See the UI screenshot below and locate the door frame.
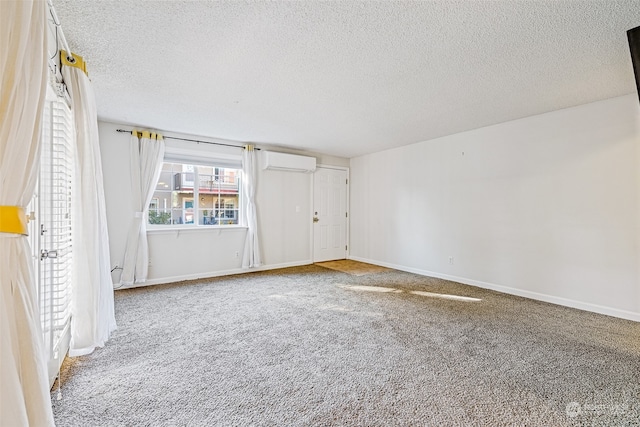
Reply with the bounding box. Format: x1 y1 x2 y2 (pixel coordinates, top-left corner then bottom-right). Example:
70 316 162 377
311 164 350 262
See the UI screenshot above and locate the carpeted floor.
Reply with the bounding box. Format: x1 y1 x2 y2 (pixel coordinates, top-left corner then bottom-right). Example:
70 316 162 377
52 264 640 426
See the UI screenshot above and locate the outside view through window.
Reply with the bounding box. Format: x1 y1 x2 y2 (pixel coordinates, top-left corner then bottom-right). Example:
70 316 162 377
150 162 240 226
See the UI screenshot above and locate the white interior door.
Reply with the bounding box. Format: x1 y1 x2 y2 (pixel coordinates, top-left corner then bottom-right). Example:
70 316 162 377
313 167 347 262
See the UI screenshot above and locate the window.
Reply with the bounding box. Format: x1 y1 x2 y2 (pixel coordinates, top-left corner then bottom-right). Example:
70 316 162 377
28 86 74 386
150 162 241 226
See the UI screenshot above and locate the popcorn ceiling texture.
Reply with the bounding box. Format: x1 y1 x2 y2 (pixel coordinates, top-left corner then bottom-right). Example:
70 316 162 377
54 1 640 158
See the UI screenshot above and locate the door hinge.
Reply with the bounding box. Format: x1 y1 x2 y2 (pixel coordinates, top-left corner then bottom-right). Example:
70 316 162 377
345 212 348 218
345 245 348 251
346 179 348 185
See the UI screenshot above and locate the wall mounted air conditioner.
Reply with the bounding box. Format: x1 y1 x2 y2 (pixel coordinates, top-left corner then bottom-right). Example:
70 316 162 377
262 151 317 173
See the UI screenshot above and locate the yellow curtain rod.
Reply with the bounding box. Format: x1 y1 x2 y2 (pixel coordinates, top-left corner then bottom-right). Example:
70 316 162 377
116 129 259 150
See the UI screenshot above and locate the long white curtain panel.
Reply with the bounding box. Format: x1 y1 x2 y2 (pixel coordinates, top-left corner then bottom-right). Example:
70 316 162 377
121 132 165 286
242 145 262 268
0 1 55 425
62 53 117 356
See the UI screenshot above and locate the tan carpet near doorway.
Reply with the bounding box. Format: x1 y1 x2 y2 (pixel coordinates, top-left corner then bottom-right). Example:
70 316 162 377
316 259 391 276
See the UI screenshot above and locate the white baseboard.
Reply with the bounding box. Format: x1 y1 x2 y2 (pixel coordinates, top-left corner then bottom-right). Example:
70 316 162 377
115 259 313 290
348 255 640 323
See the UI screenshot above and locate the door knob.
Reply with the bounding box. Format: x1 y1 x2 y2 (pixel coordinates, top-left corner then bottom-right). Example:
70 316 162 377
313 217 319 223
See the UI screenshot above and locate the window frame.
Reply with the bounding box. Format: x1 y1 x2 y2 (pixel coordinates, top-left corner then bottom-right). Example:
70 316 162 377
147 151 245 231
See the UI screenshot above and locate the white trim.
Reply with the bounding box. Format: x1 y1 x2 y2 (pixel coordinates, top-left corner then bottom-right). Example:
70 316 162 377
147 225 247 234
348 255 640 323
115 260 313 289
315 163 349 171
309 172 314 262
345 168 350 258
48 322 70 387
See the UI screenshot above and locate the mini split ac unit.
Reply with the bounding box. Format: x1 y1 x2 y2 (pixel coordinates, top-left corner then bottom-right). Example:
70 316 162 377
262 151 317 173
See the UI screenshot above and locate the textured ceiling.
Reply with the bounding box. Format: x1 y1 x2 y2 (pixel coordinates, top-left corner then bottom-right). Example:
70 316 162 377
54 0 640 158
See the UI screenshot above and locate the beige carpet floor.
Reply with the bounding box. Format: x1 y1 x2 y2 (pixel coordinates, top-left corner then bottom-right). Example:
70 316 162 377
52 264 640 426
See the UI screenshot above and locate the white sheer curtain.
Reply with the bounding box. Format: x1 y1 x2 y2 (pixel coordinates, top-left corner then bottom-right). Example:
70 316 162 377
121 132 165 286
62 53 117 356
242 145 262 268
0 1 55 425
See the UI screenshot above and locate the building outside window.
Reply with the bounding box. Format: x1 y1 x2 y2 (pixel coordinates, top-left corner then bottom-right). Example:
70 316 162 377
150 162 240 226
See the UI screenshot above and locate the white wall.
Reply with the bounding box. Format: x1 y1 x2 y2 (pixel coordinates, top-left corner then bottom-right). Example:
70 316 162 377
350 94 640 321
98 121 348 286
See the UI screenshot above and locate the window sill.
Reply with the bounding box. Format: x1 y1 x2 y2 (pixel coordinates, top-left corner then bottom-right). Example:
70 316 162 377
147 225 247 235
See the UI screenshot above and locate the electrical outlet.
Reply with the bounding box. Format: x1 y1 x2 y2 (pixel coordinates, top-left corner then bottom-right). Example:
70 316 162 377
449 256 454 265
235 251 239 258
